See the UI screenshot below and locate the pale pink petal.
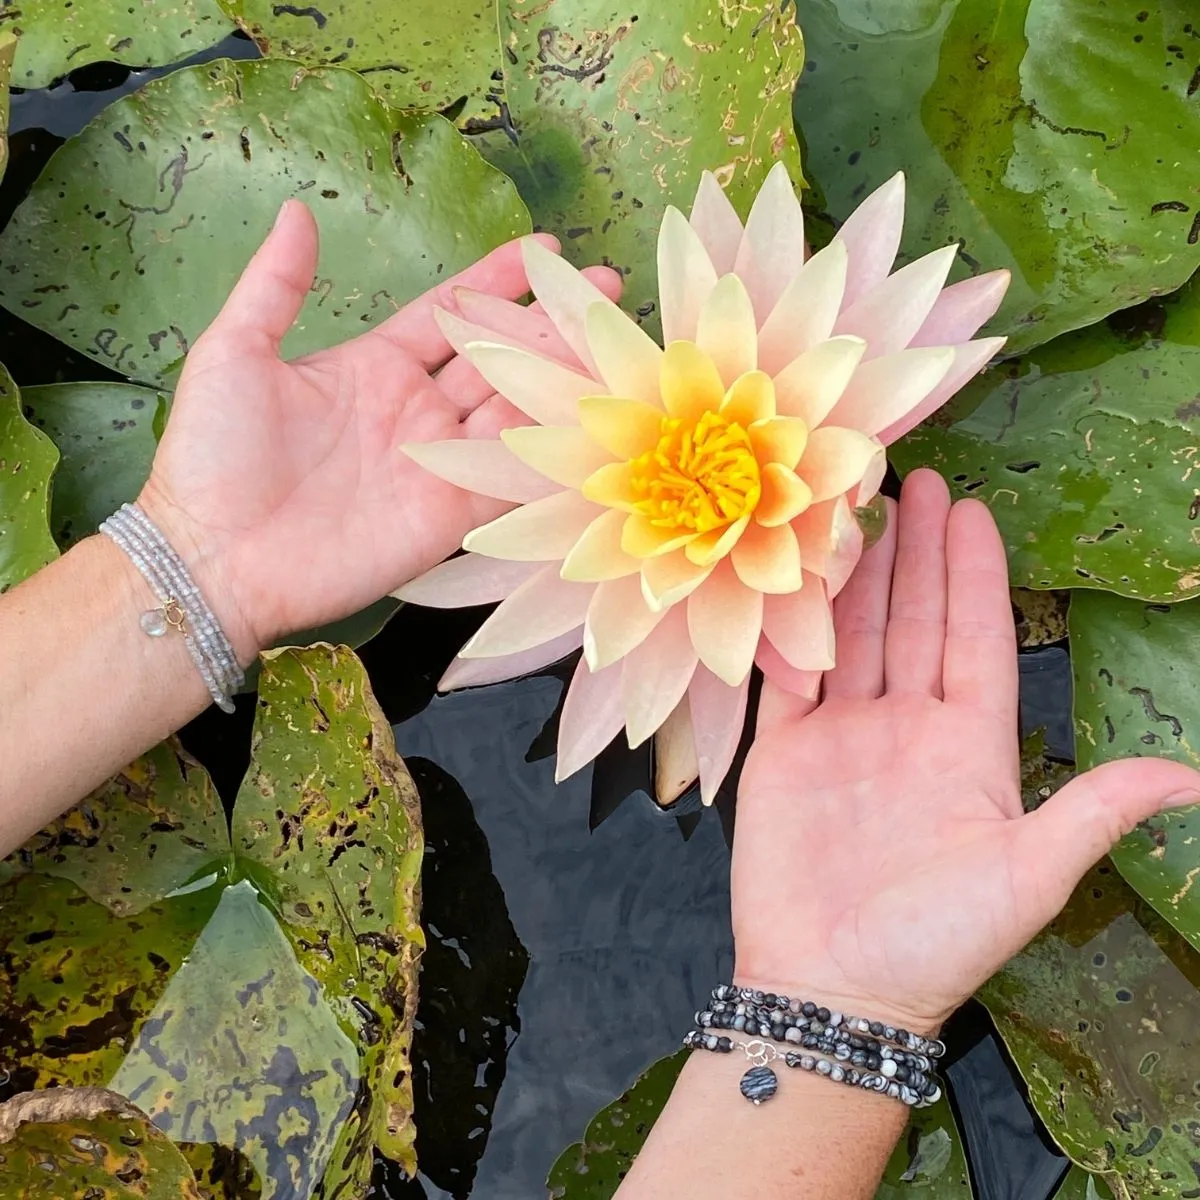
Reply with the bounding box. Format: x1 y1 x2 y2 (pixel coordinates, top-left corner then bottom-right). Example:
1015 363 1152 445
585 301 664 407
460 567 594 658
876 337 1006 445
440 626 583 691
393 554 542 606
732 161 806 322
555 657 626 782
826 346 955 438
757 240 849 374
463 491 601 561
401 439 560 503
464 342 599 426
688 665 751 805
773 336 866 428
762 574 835 670
833 172 905 310
834 245 958 359
687 560 762 686
800 427 884 504
910 270 1011 348
689 171 744 275
696 273 758 386
658 205 720 344
654 698 698 807
434 307 527 364
585 574 665 670
501 425 614 488
450 290 581 367
522 238 612 376
856 450 888 508
755 637 822 699
641 551 713 611
793 497 863 595
561 509 640 582
622 606 699 747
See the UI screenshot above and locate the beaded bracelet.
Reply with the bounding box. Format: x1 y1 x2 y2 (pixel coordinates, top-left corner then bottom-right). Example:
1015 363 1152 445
100 503 244 713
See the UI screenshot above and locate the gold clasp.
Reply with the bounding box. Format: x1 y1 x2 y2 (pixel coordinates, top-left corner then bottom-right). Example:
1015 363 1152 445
162 598 187 632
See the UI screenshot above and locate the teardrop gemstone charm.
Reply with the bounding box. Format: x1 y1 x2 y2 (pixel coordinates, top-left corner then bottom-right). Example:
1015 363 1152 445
140 608 169 637
739 1064 778 1104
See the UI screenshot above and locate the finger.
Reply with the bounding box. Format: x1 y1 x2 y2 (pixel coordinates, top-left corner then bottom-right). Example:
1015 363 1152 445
461 393 527 440
1016 758 1200 908
942 498 1017 726
207 200 318 351
822 498 898 700
885 469 951 697
755 678 819 738
366 233 561 370
438 265 625 415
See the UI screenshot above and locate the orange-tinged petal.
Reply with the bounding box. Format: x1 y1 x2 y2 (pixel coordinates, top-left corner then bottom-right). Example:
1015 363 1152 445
660 340 726 421
578 395 664 458
762 574 835 671
654 698 698 807
696 273 758 386
733 161 806 322
731 522 802 594
755 637 822 699
464 342 597 426
401 439 560 503
441 627 583 691
585 574 665 670
689 665 751 805
622 606 698 747
556 656 626 782
522 237 611 375
757 239 849 375
463 491 601 561
757 463 813 527
689 171 744 275
827 346 955 438
561 509 640 582
799 427 884 505
501 425 614 488
622 514 697 559
687 560 762 686
640 551 713 611
773 336 866 428
586 301 664 407
460 566 594 659
684 514 750 567
749 415 808 471
659 205 719 345
394 554 542 606
720 370 775 427
582 461 638 512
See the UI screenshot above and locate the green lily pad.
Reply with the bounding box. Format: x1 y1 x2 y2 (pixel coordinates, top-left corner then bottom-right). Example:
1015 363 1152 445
0 362 59 592
480 0 805 336
219 0 502 121
794 0 1200 354
0 1087 206 1198
0 30 15 180
978 861 1200 1195
0 58 529 388
0 0 234 90
21 382 167 550
1052 1167 1117 1200
1070 591 1200 956
891 279 1200 602
874 1095 972 1198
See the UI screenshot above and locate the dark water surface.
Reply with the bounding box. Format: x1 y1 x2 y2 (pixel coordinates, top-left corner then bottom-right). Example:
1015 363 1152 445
3 35 1074 1199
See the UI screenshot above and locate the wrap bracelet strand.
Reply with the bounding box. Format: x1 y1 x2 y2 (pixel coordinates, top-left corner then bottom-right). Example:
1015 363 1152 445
99 503 244 713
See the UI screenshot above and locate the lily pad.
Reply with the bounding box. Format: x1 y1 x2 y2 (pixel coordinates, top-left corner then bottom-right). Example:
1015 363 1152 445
1070 591 1200 956
0 58 530 388
875 1095 972 1198
0 361 58 592
219 0 502 121
0 0 234 90
22 382 167 550
480 0 805 335
890 279 1200 602
794 0 1200 353
0 30 15 179
1052 1167 1117 1200
0 1087 205 1198
978 861 1200 1196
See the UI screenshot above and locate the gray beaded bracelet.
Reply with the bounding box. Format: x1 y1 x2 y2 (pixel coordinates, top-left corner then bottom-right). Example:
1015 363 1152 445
100 503 245 713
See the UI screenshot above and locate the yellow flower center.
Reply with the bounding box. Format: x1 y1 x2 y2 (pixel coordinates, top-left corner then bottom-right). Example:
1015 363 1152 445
628 410 762 534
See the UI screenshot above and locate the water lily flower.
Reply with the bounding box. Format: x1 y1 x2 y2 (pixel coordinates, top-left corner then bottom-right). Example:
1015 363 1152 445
397 164 1009 805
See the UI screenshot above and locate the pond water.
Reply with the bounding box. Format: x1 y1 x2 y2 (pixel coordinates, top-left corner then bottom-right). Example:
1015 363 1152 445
3 33 1079 1199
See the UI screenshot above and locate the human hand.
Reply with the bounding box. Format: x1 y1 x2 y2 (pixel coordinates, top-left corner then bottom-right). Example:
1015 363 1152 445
138 201 620 660
733 469 1200 1033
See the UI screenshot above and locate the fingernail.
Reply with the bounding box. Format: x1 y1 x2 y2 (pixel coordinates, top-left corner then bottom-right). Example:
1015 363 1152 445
273 200 292 231
1165 790 1200 807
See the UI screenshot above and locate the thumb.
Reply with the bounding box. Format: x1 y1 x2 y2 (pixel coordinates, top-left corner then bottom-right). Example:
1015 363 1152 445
207 199 318 350
1019 756 1200 900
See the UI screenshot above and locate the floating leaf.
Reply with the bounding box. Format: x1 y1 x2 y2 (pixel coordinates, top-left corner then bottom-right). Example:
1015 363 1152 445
794 0 1200 353
874 1095 972 1198
22 382 167 549
1052 1167 1117 1200
0 59 529 387
0 362 58 592
0 1087 205 1198
978 861 1200 1196
891 280 1200 602
0 30 15 181
481 0 804 335
1070 591 1200 955
219 0 502 120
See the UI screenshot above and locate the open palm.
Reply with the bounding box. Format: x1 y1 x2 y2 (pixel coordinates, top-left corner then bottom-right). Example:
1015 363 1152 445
734 471 1200 1031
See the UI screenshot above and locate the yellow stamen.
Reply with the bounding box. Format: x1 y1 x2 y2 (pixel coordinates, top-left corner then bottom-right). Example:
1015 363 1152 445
629 410 762 534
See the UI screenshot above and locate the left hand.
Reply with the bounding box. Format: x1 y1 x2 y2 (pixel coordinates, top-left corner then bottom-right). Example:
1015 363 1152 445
139 201 620 660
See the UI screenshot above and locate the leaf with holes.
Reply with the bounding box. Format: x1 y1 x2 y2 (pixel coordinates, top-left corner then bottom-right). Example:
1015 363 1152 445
794 0 1200 354
891 278 1200 602
0 58 529 388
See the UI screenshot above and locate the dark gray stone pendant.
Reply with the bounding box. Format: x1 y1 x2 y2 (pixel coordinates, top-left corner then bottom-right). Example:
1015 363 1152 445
739 1064 778 1104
